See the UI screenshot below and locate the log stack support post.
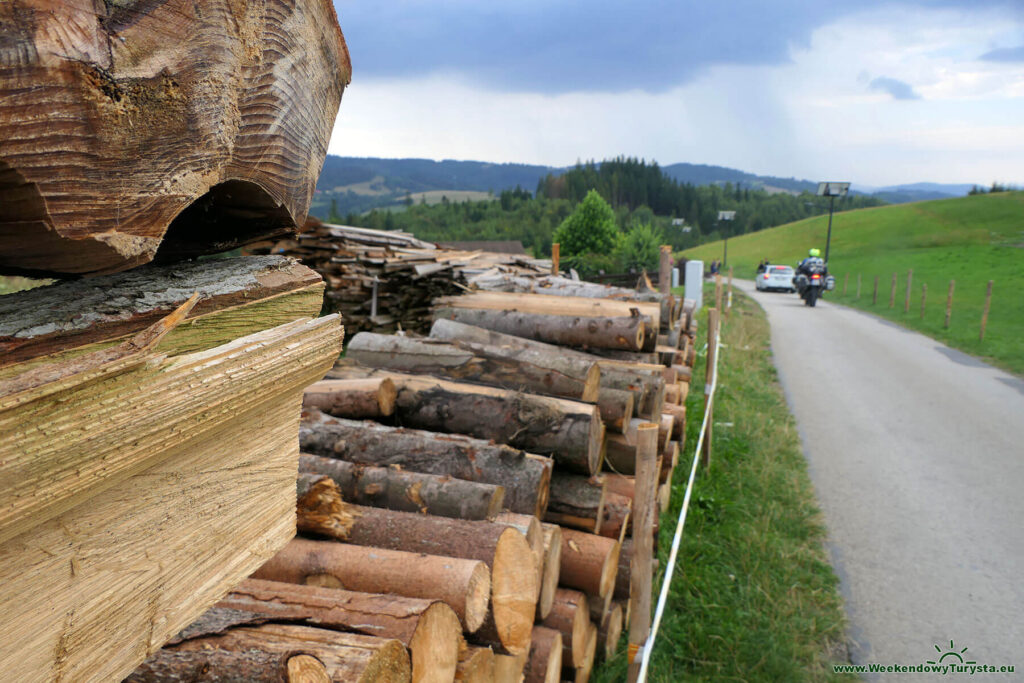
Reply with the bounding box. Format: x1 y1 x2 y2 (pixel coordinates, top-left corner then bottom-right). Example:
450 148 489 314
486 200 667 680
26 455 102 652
658 245 672 296
552 243 560 275
626 423 660 683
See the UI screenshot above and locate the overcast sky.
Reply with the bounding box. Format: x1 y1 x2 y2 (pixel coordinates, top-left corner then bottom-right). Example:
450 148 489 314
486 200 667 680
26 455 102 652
328 1 1023 187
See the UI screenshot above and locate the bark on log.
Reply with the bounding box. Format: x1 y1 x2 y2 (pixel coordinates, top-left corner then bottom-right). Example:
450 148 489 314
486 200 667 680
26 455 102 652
455 646 494 683
345 332 600 403
124 649 329 683
303 379 397 418
544 473 606 534
523 626 563 683
627 425 660 682
539 589 588 670
597 387 635 433
0 0 350 277
296 473 356 541
326 505 538 656
253 538 491 634
324 369 604 475
663 403 686 441
468 274 665 306
433 305 646 352
435 290 660 331
559 528 620 599
218 579 461 683
567 622 598 683
300 412 552 517
537 524 562 621
600 603 625 658
597 492 632 542
300 454 504 521
171 623 409 683
588 348 660 364
604 474 636 502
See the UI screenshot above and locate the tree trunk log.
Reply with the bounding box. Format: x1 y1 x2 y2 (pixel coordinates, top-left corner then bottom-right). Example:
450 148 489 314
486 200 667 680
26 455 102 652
435 290 661 331
325 369 604 475
300 454 504 520
170 623 409 683
588 348 660 364
597 387 635 433
303 378 397 418
494 511 543 599
125 649 327 683
296 473 357 541
663 403 686 440
559 528 620 599
492 652 528 683
455 646 494 683
567 622 598 683
468 273 665 305
253 538 491 634
539 589 588 670
328 506 538 656
300 412 552 516
537 523 562 621
598 492 632 542
0 0 350 277
544 473 606 534
433 305 646 352
345 332 600 403
218 579 461 683
664 383 681 405
523 626 563 683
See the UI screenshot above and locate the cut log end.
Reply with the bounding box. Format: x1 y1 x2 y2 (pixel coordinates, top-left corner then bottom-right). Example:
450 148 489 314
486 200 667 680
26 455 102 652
287 654 332 683
295 474 356 540
491 527 540 655
525 626 562 683
537 524 562 621
410 602 463 683
456 645 495 683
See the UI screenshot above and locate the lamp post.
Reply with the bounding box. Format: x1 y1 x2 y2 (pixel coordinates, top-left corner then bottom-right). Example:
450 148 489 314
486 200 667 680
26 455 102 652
816 182 850 263
718 210 736 268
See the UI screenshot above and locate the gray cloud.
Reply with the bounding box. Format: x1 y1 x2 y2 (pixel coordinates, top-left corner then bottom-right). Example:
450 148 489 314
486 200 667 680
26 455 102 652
979 46 1024 62
869 76 921 100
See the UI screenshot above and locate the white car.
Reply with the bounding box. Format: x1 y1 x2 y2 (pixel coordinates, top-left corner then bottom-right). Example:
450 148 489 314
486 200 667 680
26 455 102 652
756 265 795 292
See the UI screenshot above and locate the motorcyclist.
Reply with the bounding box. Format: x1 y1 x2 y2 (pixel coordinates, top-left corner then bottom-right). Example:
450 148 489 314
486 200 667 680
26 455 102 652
796 248 826 278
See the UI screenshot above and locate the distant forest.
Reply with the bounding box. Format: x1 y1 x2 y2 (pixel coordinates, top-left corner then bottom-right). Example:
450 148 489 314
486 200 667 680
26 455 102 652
335 158 885 258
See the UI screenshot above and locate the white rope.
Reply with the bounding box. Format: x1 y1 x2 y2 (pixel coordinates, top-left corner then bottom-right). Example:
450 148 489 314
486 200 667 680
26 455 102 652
636 313 723 682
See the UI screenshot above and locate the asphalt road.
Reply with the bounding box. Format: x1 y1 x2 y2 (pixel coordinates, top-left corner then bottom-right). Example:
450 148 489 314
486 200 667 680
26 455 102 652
735 280 1024 678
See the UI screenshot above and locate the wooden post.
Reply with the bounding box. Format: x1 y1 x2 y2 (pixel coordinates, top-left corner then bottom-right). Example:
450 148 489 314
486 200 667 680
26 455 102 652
889 272 897 308
904 269 913 313
625 423 659 683
701 308 719 470
843 273 849 296
920 283 927 320
980 280 993 341
727 267 734 312
659 245 672 295
873 275 879 305
714 275 723 312
857 274 862 299
551 243 560 276
945 280 955 329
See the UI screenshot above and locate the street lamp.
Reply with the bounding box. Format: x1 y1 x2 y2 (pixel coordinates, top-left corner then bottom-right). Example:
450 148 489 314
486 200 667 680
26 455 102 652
718 210 736 268
816 182 850 263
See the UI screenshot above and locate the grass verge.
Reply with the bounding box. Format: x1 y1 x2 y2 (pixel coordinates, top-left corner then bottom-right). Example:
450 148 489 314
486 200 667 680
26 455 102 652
591 290 847 682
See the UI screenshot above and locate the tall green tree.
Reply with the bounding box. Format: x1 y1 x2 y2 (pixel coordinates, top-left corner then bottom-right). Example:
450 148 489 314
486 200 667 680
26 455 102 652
553 189 620 257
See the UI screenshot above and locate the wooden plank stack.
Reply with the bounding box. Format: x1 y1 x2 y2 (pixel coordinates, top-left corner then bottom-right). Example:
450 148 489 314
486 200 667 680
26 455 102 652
252 221 552 335
0 257 344 682
125 267 698 682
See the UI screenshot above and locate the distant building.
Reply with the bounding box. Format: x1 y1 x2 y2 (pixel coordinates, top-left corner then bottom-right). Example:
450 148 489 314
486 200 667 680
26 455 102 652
440 240 528 254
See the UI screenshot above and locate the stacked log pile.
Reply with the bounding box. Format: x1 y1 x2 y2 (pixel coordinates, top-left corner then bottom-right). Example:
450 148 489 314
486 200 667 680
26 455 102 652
252 222 552 334
128 275 698 682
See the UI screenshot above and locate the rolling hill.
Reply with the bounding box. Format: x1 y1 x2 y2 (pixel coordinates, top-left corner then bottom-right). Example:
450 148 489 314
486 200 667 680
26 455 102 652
682 191 1024 375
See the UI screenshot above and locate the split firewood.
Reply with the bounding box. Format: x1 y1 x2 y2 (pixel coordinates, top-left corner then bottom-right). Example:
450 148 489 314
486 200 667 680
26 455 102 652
300 454 504 520
0 0 349 277
559 528 620 599
170 623 409 683
539 589 589 671
323 368 604 475
124 649 330 683
217 579 461 683
303 378 398 418
253 538 491 634
345 332 600 403
316 505 538 656
433 296 647 351
523 626 563 683
537 524 563 621
300 412 552 516
544 473 607 534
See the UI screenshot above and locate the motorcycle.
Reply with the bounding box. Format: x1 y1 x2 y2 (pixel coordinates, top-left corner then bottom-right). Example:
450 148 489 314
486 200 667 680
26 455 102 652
793 261 835 307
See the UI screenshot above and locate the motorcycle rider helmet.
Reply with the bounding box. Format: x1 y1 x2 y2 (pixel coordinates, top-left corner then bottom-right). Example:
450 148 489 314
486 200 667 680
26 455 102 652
808 248 821 257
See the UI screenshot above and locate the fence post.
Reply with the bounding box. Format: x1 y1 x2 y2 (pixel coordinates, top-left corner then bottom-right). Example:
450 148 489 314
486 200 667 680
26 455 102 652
980 280 993 341
702 308 719 470
843 273 849 296
873 275 879 305
714 274 723 312
727 267 734 313
551 243 560 275
903 269 913 313
857 273 862 299
944 280 955 329
920 283 927 319
889 272 897 308
658 245 672 295
626 423 660 683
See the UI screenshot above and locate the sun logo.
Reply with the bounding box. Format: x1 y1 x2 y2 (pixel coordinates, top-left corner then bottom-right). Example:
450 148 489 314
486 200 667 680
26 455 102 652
927 640 977 666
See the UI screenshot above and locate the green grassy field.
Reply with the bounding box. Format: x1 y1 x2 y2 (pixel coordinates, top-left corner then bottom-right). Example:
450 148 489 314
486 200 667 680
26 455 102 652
592 291 847 682
682 191 1024 375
